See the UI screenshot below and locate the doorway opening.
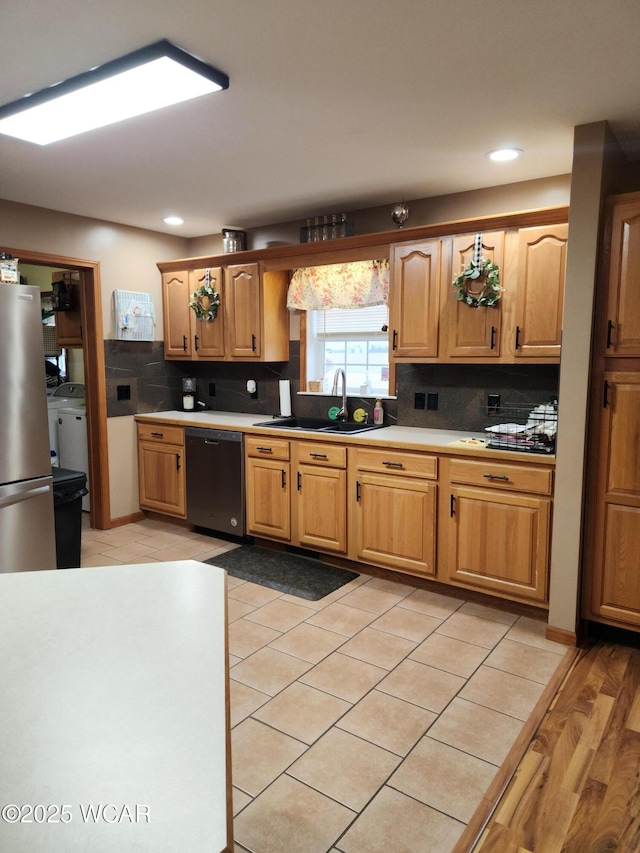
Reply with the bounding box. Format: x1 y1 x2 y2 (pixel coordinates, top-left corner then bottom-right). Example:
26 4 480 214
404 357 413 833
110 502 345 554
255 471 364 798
10 246 111 530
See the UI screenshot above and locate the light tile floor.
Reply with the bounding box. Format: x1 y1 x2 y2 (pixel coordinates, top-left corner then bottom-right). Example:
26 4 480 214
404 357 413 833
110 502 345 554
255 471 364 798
81 515 568 853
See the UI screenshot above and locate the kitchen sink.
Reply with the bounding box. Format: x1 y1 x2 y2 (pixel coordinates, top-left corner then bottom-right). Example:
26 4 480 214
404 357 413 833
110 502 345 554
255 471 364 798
252 416 386 435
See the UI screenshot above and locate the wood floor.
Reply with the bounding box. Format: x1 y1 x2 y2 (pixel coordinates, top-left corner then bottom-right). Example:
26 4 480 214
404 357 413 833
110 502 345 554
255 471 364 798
458 641 640 852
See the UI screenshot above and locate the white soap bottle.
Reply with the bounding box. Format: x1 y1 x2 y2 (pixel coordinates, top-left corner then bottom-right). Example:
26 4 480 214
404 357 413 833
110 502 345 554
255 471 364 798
373 399 384 425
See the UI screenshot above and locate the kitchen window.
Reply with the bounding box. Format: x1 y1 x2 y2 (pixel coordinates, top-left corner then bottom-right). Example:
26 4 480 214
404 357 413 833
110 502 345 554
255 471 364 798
305 304 390 395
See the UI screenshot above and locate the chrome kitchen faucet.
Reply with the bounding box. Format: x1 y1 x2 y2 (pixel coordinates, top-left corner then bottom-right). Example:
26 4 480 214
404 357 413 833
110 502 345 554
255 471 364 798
331 368 348 421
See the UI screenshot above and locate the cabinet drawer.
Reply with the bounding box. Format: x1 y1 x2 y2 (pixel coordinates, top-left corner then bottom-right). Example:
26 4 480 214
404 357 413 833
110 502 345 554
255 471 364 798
449 458 553 495
137 422 184 446
296 442 346 468
353 448 437 479
246 435 290 461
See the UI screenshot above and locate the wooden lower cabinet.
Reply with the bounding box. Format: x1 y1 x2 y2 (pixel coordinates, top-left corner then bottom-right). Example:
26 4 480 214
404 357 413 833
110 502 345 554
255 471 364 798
245 437 291 540
351 448 437 577
137 423 186 518
445 458 553 603
294 442 347 553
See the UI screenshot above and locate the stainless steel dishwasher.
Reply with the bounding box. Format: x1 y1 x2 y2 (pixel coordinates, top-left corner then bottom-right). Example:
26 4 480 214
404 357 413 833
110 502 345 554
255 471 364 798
185 427 245 536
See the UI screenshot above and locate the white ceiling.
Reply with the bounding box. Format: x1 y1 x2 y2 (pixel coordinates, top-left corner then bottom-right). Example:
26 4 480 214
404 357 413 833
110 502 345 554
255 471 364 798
2 0 640 238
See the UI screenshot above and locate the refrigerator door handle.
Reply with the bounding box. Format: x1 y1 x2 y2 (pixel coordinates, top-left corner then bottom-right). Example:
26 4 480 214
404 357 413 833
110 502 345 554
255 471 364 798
0 481 51 510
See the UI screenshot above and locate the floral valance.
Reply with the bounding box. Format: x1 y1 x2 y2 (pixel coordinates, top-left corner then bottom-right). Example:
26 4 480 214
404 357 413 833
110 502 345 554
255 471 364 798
286 260 389 310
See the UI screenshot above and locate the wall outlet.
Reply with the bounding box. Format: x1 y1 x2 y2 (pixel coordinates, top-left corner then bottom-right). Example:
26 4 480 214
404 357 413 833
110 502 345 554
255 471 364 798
414 391 426 409
427 392 439 410
208 382 216 397
488 394 500 412
116 384 131 401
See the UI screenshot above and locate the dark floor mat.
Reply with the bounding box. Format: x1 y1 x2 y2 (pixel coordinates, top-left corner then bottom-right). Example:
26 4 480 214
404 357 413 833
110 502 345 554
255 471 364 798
205 546 358 601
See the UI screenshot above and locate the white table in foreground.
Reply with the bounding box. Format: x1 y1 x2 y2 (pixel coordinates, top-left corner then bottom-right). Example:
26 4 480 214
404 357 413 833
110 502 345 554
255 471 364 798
0 560 232 853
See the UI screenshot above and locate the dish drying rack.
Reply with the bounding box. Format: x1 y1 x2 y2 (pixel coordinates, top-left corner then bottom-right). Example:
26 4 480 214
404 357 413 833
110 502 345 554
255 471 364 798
484 402 558 454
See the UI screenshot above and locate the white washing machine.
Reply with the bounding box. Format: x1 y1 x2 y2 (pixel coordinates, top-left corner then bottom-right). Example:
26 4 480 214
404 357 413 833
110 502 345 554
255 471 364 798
47 383 85 467
57 406 90 511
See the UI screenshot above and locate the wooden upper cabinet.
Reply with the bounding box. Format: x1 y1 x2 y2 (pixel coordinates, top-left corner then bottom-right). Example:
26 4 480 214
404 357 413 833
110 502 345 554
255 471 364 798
605 198 640 356
190 267 225 358
162 270 192 358
390 239 442 359
225 263 262 358
446 231 505 358
513 224 568 359
53 271 83 347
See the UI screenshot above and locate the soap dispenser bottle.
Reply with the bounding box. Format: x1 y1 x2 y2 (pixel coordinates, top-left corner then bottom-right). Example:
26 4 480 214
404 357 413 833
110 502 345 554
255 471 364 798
373 398 384 425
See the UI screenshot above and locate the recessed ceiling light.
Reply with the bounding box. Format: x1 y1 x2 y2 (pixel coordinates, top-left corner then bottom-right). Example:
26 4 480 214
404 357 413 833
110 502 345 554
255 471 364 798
164 216 185 226
0 40 229 145
486 148 523 162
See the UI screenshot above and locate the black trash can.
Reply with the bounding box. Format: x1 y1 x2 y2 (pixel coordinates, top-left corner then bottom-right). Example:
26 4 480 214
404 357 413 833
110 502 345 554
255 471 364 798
52 467 88 569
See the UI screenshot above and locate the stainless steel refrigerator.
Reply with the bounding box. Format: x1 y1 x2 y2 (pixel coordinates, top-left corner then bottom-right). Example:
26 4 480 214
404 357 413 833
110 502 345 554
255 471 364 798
0 283 57 572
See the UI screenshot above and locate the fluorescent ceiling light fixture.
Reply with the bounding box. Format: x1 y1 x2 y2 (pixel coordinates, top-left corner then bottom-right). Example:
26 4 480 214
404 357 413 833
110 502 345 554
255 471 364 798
0 40 229 145
163 216 184 226
486 147 523 162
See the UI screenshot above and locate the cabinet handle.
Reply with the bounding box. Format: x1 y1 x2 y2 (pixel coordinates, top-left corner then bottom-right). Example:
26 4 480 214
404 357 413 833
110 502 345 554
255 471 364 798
281 469 287 488
603 380 610 408
194 334 199 352
182 335 187 351
483 473 509 481
150 432 164 438
383 461 404 468
490 326 496 350
606 320 614 349
356 481 361 502
392 329 398 351
515 326 521 350
251 334 257 352
256 446 273 453
176 454 181 471
310 453 328 459
297 471 302 491
450 494 455 516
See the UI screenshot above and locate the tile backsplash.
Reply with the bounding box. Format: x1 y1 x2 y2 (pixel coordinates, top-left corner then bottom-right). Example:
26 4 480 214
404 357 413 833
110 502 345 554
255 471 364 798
105 340 558 433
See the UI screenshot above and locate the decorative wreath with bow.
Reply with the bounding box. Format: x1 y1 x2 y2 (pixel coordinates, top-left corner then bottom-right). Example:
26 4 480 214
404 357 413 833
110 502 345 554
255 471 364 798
190 272 220 321
452 234 503 308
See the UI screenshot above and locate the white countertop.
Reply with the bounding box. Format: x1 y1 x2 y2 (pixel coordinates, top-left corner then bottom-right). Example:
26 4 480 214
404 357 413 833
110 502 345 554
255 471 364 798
0 561 231 853
135 410 555 463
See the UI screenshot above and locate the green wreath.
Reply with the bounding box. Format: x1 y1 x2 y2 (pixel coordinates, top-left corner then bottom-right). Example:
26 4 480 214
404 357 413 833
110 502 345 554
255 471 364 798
452 258 502 308
190 283 220 321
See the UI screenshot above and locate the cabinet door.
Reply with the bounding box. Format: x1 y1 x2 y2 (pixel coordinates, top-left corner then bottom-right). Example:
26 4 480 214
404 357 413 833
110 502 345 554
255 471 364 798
513 224 568 359
226 263 261 359
605 200 640 356
390 240 442 359
190 267 225 358
354 472 436 576
162 271 192 358
246 457 290 540
295 465 347 553
448 486 550 602
589 373 640 626
54 272 83 347
446 232 504 358
138 441 185 517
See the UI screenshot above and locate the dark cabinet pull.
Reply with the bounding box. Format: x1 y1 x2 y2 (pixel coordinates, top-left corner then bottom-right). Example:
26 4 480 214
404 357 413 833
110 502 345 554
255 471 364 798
490 326 496 350
606 320 614 349
392 329 398 351
150 432 164 438
310 453 328 459
356 481 361 502
297 472 302 491
176 454 181 471
194 334 199 351
603 380 610 408
256 446 273 453
281 469 286 488
182 335 187 351
515 326 521 350
450 494 455 517
483 473 509 481
383 460 404 468
251 334 257 352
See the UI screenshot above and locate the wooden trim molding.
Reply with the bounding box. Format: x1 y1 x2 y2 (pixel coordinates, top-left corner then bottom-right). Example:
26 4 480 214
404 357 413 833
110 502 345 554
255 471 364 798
545 625 579 646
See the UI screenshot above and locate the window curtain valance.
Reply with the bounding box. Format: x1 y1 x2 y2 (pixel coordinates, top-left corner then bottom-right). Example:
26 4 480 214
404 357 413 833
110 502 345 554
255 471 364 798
286 260 389 310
